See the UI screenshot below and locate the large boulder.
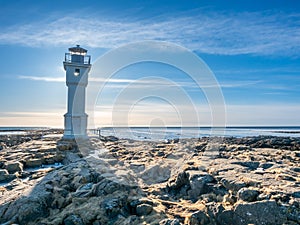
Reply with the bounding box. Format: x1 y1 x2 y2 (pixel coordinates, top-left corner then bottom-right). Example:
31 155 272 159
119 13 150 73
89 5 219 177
0 191 53 225
217 200 287 225
0 168 56 225
233 200 286 225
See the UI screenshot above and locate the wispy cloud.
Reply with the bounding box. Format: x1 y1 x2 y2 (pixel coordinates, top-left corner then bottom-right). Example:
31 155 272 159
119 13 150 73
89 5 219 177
0 10 300 56
18 74 261 89
18 75 64 82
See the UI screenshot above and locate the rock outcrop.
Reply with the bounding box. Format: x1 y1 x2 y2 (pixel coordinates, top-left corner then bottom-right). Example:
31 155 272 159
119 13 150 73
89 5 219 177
0 132 299 224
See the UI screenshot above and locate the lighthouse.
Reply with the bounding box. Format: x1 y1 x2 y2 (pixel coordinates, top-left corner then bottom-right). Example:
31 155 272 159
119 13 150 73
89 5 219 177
63 45 91 139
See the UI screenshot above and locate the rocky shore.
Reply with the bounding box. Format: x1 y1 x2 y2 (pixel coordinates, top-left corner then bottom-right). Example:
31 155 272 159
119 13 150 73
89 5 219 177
0 131 299 225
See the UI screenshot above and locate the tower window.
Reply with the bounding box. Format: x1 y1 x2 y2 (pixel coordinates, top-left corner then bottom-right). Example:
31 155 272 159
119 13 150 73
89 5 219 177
74 68 80 76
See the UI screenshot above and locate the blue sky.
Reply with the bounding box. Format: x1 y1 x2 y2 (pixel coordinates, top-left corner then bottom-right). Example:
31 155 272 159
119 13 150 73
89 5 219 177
0 0 300 127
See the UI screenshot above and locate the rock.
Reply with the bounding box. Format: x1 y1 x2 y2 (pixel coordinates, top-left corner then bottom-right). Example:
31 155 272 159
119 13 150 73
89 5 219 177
291 167 300 173
103 198 122 217
195 144 206 152
103 180 126 195
232 161 260 170
237 188 260 202
17 201 49 224
188 210 210 225
0 169 9 179
78 182 93 191
63 152 82 164
0 142 6 150
1 190 52 225
276 174 296 181
25 158 42 167
63 214 84 225
130 163 145 173
70 167 93 190
92 179 118 196
168 171 189 190
292 191 300 198
73 183 93 198
223 193 236 205
141 164 171 185
285 205 300 224
5 161 23 173
44 184 53 191
1 135 299 224
257 193 270 201
0 169 15 182
136 203 153 216
206 202 225 220
100 135 119 142
220 177 246 193
0 157 58 217
159 218 181 225
188 173 214 199
233 200 287 225
217 210 235 225
128 199 141 214
57 142 73 151
259 162 274 169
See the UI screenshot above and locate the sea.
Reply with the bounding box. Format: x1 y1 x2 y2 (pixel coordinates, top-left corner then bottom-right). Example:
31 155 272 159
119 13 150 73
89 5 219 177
97 126 300 141
1 126 300 141
0 127 48 136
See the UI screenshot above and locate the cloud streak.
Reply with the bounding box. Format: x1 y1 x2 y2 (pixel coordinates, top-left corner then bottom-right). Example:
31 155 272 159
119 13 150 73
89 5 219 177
18 75 261 89
1 10 300 56
18 75 65 82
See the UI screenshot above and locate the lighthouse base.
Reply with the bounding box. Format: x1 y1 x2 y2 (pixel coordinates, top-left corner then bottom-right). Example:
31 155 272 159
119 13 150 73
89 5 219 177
63 113 88 140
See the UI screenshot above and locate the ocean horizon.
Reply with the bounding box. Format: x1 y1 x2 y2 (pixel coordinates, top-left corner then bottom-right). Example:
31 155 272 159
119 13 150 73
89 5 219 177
98 126 300 140
1 126 300 140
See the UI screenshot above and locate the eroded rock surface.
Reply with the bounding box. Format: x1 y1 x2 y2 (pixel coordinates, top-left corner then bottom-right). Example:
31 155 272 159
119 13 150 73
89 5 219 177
0 133 299 225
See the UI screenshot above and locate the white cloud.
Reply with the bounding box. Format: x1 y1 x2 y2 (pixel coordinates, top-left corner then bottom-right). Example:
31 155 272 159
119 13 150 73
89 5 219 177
18 75 64 82
18 74 261 89
0 10 300 56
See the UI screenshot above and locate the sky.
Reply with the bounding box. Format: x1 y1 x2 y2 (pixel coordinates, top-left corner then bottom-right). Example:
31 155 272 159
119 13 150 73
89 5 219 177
0 0 300 127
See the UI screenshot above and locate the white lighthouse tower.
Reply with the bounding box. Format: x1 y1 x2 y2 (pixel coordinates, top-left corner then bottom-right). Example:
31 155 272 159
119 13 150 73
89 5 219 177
63 45 91 139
